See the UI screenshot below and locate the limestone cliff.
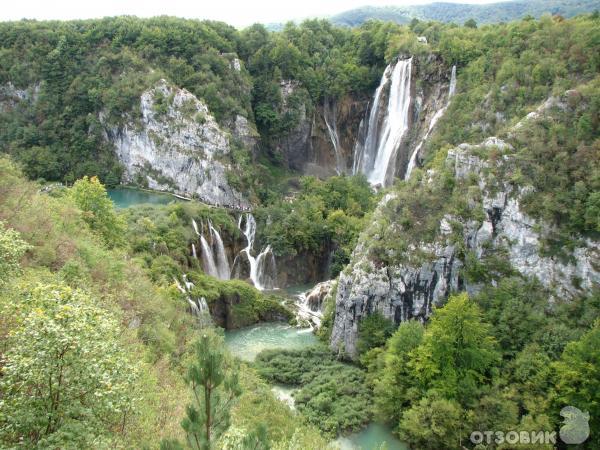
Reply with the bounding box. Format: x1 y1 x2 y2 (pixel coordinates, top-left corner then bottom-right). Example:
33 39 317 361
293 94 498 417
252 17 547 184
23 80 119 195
330 95 600 358
102 79 249 208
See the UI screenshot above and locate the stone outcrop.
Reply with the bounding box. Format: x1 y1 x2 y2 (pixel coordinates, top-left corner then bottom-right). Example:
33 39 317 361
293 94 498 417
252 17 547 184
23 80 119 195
102 79 248 208
331 117 599 358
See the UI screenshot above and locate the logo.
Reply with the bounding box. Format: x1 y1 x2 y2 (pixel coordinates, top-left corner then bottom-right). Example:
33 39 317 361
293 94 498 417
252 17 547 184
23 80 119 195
559 406 590 445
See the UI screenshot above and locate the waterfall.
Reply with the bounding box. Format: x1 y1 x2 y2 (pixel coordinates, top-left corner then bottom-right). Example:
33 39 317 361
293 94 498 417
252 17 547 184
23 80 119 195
295 292 323 330
175 275 212 327
192 218 200 236
354 58 413 187
209 221 230 280
448 65 457 98
324 99 344 174
200 235 219 278
238 213 277 290
191 243 197 259
405 65 457 180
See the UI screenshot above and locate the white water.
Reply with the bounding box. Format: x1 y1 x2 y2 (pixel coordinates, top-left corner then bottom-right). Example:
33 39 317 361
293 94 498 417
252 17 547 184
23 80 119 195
191 243 197 259
324 99 344 174
175 274 211 326
192 218 200 236
295 292 323 329
200 235 219 278
354 58 413 187
209 221 231 280
238 213 276 290
405 65 457 180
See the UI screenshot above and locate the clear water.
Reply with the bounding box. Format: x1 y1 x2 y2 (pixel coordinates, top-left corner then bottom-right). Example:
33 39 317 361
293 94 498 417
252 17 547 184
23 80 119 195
223 322 318 362
107 187 178 208
337 423 408 450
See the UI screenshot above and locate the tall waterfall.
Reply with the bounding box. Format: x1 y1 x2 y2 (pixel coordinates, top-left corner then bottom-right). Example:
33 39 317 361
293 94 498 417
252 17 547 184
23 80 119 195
324 99 344 174
405 65 457 180
238 213 277 290
354 58 413 187
209 222 230 280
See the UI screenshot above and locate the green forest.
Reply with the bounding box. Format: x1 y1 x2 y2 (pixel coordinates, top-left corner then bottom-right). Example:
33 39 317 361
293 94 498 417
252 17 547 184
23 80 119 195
0 8 599 450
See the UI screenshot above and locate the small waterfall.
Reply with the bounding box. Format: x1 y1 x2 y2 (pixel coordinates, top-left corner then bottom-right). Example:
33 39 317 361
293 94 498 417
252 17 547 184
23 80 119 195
238 213 277 290
448 65 457 98
324 99 344 174
405 65 457 180
209 221 231 280
295 292 323 330
192 218 231 280
200 235 219 278
354 58 413 187
175 274 212 327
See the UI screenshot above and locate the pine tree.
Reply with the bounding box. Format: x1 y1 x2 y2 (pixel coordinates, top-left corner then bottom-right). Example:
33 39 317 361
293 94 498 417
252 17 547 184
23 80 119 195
181 334 241 450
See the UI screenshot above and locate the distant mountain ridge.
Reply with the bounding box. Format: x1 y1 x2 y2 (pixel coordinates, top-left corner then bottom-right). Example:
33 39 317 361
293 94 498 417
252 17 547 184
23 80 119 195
330 0 599 26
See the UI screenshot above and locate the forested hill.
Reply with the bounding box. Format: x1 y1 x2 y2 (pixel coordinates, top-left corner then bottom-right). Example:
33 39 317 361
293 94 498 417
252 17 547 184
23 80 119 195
331 0 600 27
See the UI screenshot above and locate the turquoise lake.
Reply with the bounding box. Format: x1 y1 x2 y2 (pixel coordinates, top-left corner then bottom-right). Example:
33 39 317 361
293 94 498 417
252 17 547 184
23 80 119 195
108 187 180 208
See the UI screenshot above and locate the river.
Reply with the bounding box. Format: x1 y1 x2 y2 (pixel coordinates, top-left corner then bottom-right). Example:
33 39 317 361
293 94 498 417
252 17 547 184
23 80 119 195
224 308 407 450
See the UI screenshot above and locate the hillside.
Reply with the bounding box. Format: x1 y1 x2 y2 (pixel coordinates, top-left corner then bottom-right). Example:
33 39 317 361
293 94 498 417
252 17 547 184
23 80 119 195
331 0 600 27
1 11 599 450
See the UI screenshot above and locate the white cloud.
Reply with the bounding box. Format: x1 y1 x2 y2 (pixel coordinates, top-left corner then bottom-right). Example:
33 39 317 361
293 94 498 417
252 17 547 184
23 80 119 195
1 0 505 27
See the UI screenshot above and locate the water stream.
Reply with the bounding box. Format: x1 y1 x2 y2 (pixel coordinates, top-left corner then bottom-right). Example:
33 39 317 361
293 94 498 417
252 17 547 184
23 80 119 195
354 58 413 187
405 65 457 180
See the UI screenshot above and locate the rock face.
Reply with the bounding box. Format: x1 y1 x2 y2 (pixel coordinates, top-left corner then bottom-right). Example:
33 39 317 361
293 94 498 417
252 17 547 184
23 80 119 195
0 82 39 112
103 79 248 208
274 80 369 177
331 128 599 358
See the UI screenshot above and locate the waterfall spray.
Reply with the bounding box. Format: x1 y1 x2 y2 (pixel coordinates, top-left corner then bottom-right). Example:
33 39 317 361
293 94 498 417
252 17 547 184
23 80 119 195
354 58 413 187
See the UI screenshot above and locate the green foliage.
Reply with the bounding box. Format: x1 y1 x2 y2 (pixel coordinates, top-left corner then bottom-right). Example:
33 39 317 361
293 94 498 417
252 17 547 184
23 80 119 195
553 322 600 447
372 321 424 425
398 393 466 450
254 347 373 436
412 293 499 403
70 175 126 247
0 283 140 448
357 312 395 357
257 175 376 278
0 221 30 285
181 333 241 450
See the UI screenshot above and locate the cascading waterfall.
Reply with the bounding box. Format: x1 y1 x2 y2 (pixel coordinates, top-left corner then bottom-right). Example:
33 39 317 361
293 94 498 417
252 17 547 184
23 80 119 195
192 218 231 280
200 234 219 278
324 99 344 174
175 274 211 326
238 213 277 290
295 292 323 330
353 58 413 187
209 221 231 280
405 65 457 180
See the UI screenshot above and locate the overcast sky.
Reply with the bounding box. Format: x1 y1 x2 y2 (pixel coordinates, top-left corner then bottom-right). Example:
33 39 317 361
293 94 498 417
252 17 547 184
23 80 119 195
0 0 505 27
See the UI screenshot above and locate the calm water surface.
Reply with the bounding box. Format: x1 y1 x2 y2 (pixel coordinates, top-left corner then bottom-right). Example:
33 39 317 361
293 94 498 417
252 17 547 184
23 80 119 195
108 187 179 208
